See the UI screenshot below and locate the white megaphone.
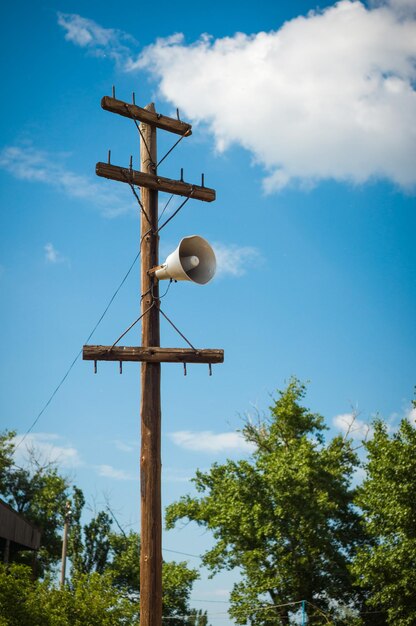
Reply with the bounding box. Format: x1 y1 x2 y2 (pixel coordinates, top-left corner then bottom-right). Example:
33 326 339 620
155 235 216 284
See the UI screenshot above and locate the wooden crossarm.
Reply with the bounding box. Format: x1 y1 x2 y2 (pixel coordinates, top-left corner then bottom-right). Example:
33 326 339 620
83 345 224 364
101 96 192 136
96 162 216 202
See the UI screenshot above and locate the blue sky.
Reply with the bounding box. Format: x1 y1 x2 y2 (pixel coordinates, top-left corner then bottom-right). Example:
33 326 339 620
1 0 416 622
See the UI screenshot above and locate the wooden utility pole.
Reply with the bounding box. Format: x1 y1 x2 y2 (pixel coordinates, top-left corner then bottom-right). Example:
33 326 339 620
83 92 224 626
139 104 162 626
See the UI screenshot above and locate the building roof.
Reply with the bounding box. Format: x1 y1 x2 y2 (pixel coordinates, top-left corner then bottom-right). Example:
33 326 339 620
0 499 41 550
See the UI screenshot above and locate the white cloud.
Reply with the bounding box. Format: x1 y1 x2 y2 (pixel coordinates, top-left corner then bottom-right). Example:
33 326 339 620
131 1 416 191
57 13 135 64
12 433 83 468
371 0 416 15
0 145 132 218
333 412 372 440
170 430 255 454
44 242 68 265
406 405 416 425
213 242 261 277
95 464 137 481
57 5 416 192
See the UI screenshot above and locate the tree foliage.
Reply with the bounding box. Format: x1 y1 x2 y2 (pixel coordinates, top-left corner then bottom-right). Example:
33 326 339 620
166 379 363 625
2 382 415 625
186 609 210 625
0 563 137 626
0 434 70 574
353 417 416 626
0 430 15 493
68 503 200 623
0 431 203 625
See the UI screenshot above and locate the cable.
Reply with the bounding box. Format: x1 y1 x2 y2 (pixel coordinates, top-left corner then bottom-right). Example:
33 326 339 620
158 306 197 351
124 103 155 169
15 108 194 452
159 279 173 299
124 176 152 229
156 130 190 169
14 248 142 451
158 194 174 224
108 303 154 349
125 102 189 171
155 190 194 235
129 112 155 171
163 547 201 559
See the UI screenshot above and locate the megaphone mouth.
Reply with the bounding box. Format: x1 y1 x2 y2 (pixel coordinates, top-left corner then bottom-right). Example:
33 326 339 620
155 235 216 284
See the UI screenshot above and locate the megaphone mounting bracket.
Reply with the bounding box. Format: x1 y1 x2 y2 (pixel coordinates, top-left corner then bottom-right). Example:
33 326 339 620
148 264 165 278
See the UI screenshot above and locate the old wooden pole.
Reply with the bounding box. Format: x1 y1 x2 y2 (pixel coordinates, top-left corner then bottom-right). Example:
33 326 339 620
84 93 222 624
140 104 162 626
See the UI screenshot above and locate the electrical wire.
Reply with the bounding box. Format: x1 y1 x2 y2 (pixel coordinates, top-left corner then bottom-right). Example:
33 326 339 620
14 248 142 451
159 279 173 299
125 103 155 169
158 306 197 351
158 194 174 224
163 547 201 559
159 599 306 623
15 106 193 454
156 130 190 169
155 190 194 235
108 303 154 350
124 177 152 228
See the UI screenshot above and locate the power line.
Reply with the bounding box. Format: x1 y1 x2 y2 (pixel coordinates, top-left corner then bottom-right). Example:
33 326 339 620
163 547 202 559
158 194 174 223
15 248 142 451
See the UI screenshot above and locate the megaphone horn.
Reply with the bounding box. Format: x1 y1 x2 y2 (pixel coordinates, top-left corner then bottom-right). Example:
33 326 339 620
153 235 216 285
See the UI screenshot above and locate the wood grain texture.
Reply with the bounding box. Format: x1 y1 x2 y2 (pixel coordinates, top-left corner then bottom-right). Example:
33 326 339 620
101 96 192 136
139 104 162 626
96 162 216 202
83 346 224 363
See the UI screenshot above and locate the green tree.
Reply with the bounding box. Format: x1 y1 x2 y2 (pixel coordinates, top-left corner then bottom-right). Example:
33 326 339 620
69 505 200 623
83 510 113 574
0 430 15 492
162 560 199 625
0 431 203 624
186 609 210 625
0 563 46 626
67 486 85 573
353 416 416 626
0 563 137 626
0 432 70 573
166 379 363 625
106 530 141 593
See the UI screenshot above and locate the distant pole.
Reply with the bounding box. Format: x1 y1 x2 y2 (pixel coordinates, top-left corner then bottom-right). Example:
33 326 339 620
60 501 71 588
301 600 307 625
139 104 162 626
